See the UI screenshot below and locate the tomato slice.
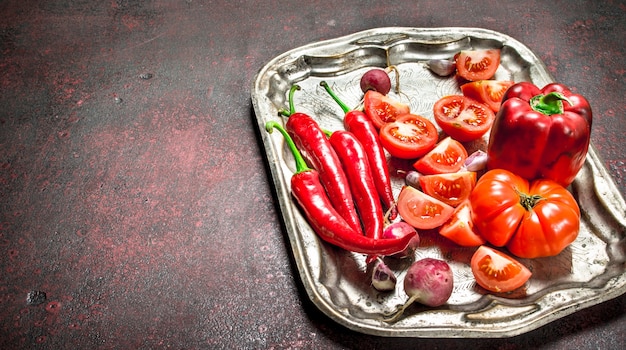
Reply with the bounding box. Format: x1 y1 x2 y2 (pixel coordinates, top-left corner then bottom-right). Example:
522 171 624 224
379 113 438 159
433 95 495 142
412 137 468 175
397 186 454 230
454 49 501 81
438 201 485 247
461 80 515 113
419 171 477 207
470 246 532 293
363 90 410 129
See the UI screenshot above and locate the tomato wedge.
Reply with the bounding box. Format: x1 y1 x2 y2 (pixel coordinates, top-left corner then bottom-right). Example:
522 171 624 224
461 80 515 113
438 201 485 247
419 171 477 207
379 113 438 159
413 137 468 175
363 90 410 129
433 95 495 142
397 186 454 230
470 246 532 293
454 49 501 81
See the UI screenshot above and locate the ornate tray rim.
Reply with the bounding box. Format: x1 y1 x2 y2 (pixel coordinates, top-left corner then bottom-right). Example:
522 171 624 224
251 27 626 338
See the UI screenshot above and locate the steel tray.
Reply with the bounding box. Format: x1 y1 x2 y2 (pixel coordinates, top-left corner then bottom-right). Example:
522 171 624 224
251 27 626 338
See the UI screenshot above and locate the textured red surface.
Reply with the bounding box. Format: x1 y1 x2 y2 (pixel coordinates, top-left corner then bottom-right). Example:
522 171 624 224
1 0 624 348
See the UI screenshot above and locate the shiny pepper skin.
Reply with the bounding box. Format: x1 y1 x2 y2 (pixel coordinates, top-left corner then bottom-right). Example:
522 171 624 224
487 82 592 187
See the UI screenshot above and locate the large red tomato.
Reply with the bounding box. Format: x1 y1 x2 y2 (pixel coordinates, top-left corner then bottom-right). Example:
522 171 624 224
469 169 580 258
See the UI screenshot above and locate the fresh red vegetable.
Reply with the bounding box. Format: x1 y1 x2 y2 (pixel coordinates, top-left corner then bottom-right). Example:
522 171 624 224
433 95 496 142
329 130 384 244
413 137 468 175
363 90 410 129
396 185 455 230
379 113 438 159
265 121 417 256
281 85 363 235
438 200 485 247
320 81 397 219
384 258 454 322
419 171 477 207
454 49 501 81
487 82 592 187
470 169 581 258
470 246 532 293
382 221 420 258
461 80 515 113
360 68 391 95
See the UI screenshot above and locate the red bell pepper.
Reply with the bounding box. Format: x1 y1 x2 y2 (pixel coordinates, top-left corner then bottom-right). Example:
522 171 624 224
487 82 592 187
265 121 417 256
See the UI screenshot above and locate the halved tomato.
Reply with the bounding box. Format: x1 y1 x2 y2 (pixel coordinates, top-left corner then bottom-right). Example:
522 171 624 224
363 90 410 129
470 245 532 293
379 113 438 159
438 201 485 247
412 137 468 175
396 186 454 230
461 80 515 113
433 95 495 142
454 49 501 81
419 171 477 207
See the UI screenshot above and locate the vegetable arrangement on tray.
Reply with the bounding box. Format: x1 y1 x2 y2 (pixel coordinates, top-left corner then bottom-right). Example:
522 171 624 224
265 48 592 322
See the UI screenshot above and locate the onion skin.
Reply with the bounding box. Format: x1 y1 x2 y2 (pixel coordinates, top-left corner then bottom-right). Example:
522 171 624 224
427 59 456 77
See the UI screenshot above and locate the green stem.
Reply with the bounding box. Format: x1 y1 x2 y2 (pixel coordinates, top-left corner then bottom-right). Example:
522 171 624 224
530 92 573 115
265 121 310 173
518 192 545 210
320 81 351 114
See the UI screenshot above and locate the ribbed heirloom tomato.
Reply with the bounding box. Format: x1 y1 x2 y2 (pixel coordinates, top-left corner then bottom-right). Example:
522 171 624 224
469 169 581 258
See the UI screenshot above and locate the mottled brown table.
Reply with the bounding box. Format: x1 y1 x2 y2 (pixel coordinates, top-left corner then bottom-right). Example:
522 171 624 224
1 1 624 348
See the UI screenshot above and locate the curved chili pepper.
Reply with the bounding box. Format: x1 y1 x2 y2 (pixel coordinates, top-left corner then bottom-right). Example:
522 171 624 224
281 85 363 235
329 131 384 239
265 121 416 256
320 81 398 220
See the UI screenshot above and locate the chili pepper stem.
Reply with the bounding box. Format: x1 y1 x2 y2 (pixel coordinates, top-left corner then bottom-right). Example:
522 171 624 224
320 81 351 113
265 121 310 173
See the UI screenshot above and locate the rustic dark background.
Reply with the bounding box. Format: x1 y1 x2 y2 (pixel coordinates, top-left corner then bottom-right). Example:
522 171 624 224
1 0 624 349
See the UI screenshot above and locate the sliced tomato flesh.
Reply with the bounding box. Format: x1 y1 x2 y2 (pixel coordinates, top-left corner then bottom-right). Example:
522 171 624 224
433 95 495 142
461 80 515 113
397 186 454 230
455 49 501 81
419 171 477 207
363 90 410 129
470 246 532 293
379 113 438 159
438 201 485 247
413 137 468 175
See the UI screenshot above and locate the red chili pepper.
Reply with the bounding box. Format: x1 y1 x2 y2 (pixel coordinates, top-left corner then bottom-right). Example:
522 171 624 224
265 121 417 256
487 82 592 187
320 81 398 220
281 85 363 235
329 130 384 241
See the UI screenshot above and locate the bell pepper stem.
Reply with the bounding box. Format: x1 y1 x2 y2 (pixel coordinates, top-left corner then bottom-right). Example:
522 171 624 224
265 121 310 173
530 92 573 115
